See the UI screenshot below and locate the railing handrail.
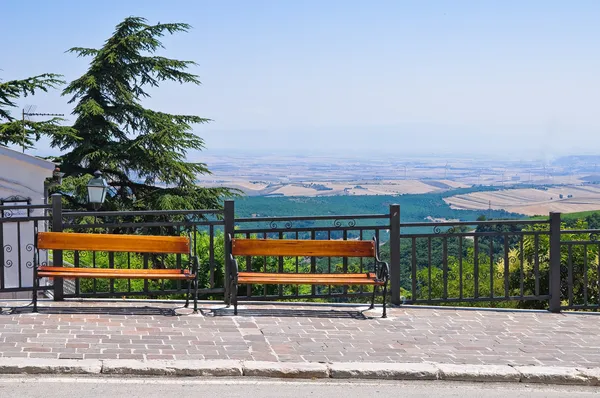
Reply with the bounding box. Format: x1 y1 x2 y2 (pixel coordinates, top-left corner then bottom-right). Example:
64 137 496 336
0 203 51 210
400 219 549 227
235 214 389 223
63 209 223 217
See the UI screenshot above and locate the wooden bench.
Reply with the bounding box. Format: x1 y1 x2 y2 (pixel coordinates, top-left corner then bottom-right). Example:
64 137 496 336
33 232 199 312
227 237 389 317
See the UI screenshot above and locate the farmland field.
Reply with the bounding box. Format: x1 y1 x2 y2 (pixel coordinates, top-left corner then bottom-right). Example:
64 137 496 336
203 179 468 197
444 186 600 216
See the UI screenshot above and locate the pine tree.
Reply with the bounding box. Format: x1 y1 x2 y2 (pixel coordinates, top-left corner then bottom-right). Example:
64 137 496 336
54 17 232 211
0 74 73 149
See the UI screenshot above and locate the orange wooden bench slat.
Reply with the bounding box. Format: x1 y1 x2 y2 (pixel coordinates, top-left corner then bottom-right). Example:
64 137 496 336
37 232 190 254
238 272 377 279
38 266 190 274
37 271 194 280
237 272 383 286
231 238 375 257
237 276 384 286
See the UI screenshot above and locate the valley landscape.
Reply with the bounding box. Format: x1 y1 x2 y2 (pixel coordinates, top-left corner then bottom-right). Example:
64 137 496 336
198 152 600 219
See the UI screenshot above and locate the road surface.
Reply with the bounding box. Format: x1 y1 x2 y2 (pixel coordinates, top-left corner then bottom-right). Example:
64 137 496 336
0 376 598 397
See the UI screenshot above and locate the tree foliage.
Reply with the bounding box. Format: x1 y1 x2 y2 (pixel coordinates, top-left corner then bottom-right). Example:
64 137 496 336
0 73 74 149
53 17 233 211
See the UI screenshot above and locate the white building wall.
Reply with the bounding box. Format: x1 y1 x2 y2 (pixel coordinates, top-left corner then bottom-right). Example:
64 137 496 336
0 148 55 299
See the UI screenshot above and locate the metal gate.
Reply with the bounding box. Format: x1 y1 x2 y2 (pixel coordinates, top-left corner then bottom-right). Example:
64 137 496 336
0 197 52 298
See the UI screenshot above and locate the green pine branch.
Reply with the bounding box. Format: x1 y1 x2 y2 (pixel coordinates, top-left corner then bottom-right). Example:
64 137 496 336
0 73 71 148
57 16 236 212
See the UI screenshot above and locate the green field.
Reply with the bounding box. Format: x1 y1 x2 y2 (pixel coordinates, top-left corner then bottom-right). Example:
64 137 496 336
233 186 525 224
530 210 600 221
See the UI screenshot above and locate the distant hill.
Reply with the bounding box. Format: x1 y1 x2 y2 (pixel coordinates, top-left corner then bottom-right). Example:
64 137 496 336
581 175 600 183
552 155 600 167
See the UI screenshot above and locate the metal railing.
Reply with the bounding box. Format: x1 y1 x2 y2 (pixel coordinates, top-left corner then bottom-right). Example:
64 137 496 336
0 201 52 294
558 228 600 310
398 219 552 307
2 194 600 312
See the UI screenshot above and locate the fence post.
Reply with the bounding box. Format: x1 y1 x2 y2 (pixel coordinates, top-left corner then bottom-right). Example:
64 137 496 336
389 204 401 305
223 200 235 302
548 211 562 313
51 194 64 301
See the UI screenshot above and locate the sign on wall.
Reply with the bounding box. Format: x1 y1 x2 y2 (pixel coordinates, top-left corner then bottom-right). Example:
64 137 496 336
1 196 31 218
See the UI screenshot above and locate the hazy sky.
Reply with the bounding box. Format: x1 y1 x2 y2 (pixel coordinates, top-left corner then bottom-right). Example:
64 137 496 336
2 0 600 160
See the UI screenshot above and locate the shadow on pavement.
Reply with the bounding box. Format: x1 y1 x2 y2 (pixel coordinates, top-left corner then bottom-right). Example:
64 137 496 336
207 307 368 319
2 305 181 316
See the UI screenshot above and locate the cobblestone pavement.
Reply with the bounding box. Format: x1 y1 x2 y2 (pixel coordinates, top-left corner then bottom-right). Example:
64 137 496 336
0 300 599 367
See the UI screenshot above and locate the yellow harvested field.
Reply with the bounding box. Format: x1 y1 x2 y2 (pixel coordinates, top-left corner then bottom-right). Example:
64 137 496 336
355 181 438 195
438 180 470 189
269 185 322 196
198 178 470 197
233 181 270 190
445 186 600 216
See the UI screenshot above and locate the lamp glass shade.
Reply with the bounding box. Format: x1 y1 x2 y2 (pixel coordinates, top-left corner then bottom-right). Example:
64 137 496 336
86 172 108 205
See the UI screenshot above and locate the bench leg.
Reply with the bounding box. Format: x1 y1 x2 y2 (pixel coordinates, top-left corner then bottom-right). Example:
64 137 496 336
184 279 192 308
225 282 231 307
381 282 388 319
369 285 378 310
193 275 199 313
32 273 38 313
230 278 238 315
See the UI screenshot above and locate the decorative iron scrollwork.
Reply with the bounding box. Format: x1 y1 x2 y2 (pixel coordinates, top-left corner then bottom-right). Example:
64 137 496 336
25 261 33 269
333 219 356 227
2 209 13 218
590 233 599 241
4 244 13 268
25 244 34 252
269 221 292 229
433 225 456 234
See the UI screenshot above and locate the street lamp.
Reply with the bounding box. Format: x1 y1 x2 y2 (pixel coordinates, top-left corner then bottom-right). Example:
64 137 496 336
86 171 108 210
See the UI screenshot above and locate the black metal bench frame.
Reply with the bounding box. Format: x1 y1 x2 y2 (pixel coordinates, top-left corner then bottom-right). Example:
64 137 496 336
226 236 390 318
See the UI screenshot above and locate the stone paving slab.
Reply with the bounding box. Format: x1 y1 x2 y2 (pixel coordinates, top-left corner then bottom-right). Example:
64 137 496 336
0 300 599 368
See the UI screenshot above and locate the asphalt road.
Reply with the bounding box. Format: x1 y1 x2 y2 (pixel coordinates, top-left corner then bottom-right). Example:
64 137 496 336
0 377 598 398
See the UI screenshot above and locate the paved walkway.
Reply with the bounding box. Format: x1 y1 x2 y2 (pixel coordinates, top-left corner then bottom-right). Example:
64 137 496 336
0 300 599 367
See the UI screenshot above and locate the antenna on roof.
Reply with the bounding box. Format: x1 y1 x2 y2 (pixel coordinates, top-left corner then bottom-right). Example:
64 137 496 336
21 105 65 153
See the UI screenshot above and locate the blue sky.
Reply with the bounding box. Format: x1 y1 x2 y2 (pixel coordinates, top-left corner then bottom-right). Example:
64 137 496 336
2 0 600 160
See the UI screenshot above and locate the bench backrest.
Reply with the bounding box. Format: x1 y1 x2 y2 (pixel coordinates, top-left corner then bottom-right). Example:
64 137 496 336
37 232 190 254
231 238 376 258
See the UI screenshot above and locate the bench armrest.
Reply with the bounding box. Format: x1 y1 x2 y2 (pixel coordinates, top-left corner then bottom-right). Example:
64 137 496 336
376 260 390 282
230 254 239 283
373 237 389 282
190 255 200 275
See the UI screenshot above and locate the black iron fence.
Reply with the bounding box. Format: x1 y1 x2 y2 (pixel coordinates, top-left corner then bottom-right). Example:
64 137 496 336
0 200 52 294
398 219 552 307
1 193 600 312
